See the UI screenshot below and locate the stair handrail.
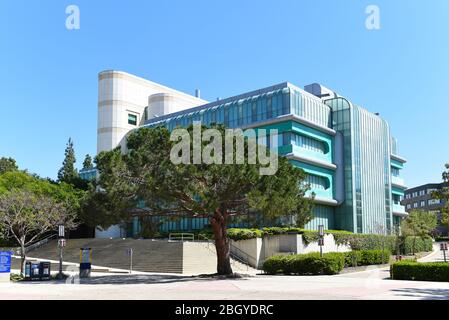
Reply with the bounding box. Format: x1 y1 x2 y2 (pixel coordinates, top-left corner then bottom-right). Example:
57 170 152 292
169 233 195 242
196 234 248 271
230 242 258 269
26 233 58 252
196 234 252 270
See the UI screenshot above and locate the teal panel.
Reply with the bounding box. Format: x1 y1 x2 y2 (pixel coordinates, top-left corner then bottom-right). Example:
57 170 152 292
392 187 405 196
391 159 404 169
289 159 334 199
304 205 335 230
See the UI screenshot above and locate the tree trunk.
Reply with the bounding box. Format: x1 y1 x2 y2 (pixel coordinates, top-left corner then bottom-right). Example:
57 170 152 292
211 208 233 275
20 244 26 275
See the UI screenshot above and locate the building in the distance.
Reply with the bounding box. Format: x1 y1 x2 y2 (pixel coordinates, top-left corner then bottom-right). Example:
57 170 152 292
93 70 407 238
402 183 448 235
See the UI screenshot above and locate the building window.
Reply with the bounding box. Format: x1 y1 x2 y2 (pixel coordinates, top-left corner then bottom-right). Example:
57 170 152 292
428 199 441 205
412 192 418 198
391 168 400 177
427 188 437 195
420 201 426 207
419 190 425 196
413 202 418 208
128 114 138 126
305 174 329 191
406 204 411 210
405 194 411 199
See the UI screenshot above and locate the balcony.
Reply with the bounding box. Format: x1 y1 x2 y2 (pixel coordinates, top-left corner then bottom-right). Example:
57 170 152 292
393 203 407 216
391 176 406 189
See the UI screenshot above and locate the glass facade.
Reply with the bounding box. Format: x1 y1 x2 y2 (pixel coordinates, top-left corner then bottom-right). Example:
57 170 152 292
104 81 406 235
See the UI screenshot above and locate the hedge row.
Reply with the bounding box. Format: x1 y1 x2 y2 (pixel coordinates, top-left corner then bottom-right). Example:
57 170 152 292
263 252 345 275
390 261 449 282
344 250 391 267
402 236 433 255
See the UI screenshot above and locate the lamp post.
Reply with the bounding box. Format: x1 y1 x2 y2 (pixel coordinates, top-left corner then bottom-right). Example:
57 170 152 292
318 225 325 257
57 225 65 280
395 225 402 261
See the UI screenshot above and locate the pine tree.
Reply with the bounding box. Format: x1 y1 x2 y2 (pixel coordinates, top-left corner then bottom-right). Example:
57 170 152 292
58 138 78 183
82 154 94 170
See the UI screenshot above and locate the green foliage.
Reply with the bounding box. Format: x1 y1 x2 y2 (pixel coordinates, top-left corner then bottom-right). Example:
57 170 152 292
0 157 18 174
391 261 449 282
344 250 391 267
402 236 433 255
344 251 363 267
228 228 263 240
263 252 345 275
138 218 163 239
434 164 449 229
58 138 79 184
82 154 94 170
10 273 24 282
346 234 397 252
401 209 437 240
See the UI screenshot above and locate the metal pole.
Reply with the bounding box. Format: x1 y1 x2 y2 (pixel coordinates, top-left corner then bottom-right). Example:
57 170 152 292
58 245 63 279
130 249 133 274
444 249 447 263
320 245 323 258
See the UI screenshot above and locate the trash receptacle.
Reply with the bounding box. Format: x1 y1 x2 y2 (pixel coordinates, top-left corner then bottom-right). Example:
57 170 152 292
30 262 41 281
39 262 51 280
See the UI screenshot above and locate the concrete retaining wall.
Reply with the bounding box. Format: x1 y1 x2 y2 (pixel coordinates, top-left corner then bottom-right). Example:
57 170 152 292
231 234 351 269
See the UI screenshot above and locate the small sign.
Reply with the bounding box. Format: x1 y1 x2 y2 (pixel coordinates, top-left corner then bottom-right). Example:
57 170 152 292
58 225 65 238
58 239 66 248
441 243 448 251
0 252 12 273
126 248 133 256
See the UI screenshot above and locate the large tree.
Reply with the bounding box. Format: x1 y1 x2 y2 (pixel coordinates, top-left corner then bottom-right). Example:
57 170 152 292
0 157 18 174
401 209 437 255
434 164 449 229
82 154 94 170
58 138 78 183
0 171 82 273
83 125 314 275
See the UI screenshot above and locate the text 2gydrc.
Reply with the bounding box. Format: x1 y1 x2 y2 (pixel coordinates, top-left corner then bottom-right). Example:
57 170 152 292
175 304 275 317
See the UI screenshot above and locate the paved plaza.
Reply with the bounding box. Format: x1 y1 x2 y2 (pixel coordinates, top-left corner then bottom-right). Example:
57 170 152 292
2 265 449 300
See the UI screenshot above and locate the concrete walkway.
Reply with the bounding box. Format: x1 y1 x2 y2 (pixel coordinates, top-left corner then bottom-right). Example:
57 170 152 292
2 246 447 300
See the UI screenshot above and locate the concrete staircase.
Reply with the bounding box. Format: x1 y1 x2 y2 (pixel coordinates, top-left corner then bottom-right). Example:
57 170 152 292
21 238 257 275
25 238 184 274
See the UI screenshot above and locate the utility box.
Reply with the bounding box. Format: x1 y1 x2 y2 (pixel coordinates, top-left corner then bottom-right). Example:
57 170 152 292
79 248 92 278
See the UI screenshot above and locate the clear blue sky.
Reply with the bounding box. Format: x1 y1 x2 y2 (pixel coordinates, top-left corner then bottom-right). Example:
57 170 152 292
1 0 448 187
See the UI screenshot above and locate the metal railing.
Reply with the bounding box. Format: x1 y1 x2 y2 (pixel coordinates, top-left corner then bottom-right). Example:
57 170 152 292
168 233 195 242
196 234 253 271
26 233 58 252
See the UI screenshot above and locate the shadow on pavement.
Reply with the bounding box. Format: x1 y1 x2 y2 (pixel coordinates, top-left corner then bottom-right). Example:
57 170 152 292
12 273 251 285
391 287 449 300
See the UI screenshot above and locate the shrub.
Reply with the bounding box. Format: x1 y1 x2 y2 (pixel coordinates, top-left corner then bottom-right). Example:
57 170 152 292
402 236 433 255
344 251 363 267
344 249 391 267
391 261 449 282
360 249 391 265
227 228 263 241
263 252 345 275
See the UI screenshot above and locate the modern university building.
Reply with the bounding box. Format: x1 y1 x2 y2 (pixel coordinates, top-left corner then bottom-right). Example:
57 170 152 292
88 70 408 238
